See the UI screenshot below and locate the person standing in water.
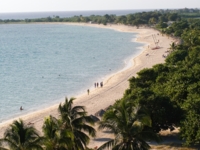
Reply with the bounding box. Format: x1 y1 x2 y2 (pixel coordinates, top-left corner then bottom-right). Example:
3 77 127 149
20 106 23 110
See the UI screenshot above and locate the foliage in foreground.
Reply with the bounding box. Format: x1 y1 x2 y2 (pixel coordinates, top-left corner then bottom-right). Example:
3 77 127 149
57 97 96 150
0 119 43 150
97 99 160 150
42 97 96 150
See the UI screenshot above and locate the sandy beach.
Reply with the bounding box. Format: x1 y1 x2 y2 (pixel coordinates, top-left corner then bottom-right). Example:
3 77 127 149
0 23 175 148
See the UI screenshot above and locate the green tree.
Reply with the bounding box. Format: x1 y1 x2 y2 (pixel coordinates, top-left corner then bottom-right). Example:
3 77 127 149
156 22 168 28
133 19 146 28
165 49 188 65
97 99 159 150
125 65 183 133
169 42 177 52
148 17 157 25
58 97 96 150
42 115 74 150
180 111 200 146
170 20 189 36
126 14 135 25
181 29 200 49
104 14 112 23
168 13 179 21
116 16 127 24
158 15 168 23
0 119 43 150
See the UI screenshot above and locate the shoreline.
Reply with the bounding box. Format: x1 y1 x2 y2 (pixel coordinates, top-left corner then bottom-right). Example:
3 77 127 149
0 23 141 126
0 23 175 148
0 23 139 124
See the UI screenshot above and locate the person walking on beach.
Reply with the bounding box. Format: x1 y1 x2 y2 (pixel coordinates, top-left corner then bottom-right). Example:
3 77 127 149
94 82 96 88
100 82 103 87
97 82 99 88
87 89 90 95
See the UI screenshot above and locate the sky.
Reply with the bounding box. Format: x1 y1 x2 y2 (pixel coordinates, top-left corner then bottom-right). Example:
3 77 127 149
0 0 199 13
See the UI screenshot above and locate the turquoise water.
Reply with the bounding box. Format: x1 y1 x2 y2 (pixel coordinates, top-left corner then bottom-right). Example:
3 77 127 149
0 24 143 122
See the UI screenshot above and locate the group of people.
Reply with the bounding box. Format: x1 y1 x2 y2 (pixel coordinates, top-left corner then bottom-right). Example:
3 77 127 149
94 82 103 88
87 82 104 95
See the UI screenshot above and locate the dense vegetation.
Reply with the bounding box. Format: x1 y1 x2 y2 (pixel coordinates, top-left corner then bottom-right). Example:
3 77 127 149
1 8 199 25
97 100 160 150
121 13 200 147
1 9 200 149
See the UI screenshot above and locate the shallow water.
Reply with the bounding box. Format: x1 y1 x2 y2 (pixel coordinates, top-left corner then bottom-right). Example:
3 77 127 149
0 24 143 122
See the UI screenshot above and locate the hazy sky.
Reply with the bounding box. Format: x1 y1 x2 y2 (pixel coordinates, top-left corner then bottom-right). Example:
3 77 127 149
0 0 199 13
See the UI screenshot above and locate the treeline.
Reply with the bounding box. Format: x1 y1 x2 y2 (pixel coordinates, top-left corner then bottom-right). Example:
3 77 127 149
1 9 200 25
155 8 200 18
155 8 200 14
0 11 180 27
157 18 200 36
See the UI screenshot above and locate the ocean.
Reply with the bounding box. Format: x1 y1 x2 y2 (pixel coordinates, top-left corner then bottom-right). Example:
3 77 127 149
0 10 153 20
0 23 144 123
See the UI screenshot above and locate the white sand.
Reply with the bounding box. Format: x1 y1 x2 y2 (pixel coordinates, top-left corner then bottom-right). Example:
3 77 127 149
0 23 176 149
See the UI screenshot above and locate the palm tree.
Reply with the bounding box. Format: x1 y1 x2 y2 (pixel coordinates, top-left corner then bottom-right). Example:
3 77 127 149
42 115 74 150
58 97 96 150
169 42 177 52
0 119 43 150
97 99 160 150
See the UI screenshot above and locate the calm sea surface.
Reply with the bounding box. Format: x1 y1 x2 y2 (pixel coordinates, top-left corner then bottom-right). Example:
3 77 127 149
0 10 153 20
0 23 144 122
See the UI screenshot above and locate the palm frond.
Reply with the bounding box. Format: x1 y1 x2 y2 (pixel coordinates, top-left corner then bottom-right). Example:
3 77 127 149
75 124 96 137
74 130 90 148
98 101 159 150
2 119 43 150
97 139 115 150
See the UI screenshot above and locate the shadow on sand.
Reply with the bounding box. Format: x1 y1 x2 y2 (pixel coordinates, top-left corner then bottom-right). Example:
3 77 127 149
149 132 182 146
94 138 112 142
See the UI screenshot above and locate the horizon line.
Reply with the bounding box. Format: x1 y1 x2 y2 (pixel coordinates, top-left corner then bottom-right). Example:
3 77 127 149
0 8 198 14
